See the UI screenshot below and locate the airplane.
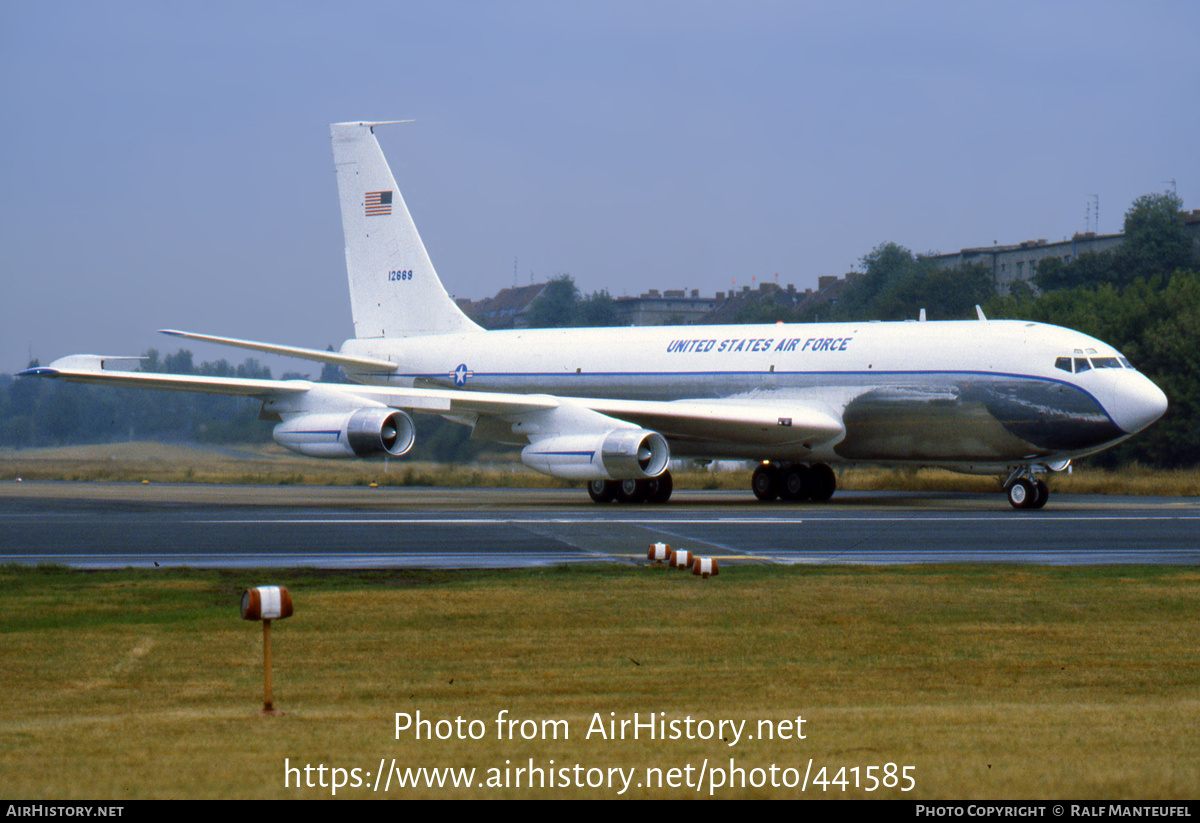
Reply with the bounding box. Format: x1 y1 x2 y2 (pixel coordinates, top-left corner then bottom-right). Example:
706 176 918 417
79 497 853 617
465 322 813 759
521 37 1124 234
19 121 1169 510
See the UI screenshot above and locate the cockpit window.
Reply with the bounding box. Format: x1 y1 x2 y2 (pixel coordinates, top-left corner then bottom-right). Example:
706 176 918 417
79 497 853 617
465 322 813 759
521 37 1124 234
1057 353 1134 374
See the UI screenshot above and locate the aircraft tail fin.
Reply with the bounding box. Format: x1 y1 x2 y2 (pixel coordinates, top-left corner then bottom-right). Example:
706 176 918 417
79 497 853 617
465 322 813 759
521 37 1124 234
331 121 483 339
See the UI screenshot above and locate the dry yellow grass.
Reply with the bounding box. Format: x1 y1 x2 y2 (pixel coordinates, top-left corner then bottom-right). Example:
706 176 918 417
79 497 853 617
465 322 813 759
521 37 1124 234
0 442 571 487
1 565 1197 799
2 442 1198 496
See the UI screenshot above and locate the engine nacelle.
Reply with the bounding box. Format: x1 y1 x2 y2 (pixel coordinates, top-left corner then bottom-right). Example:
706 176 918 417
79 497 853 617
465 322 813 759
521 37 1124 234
521 429 670 481
273 408 415 459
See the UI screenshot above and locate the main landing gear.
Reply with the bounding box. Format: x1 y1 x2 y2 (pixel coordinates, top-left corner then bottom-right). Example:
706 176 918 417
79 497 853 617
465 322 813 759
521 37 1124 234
751 462 836 503
588 471 673 504
1005 473 1049 510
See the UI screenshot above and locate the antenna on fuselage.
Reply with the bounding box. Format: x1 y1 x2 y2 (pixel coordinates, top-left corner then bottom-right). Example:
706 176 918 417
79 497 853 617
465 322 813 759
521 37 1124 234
976 305 988 322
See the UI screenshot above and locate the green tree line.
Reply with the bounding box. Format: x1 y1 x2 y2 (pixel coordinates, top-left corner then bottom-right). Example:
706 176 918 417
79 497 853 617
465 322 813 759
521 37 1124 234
522 276 622 328
0 351 286 448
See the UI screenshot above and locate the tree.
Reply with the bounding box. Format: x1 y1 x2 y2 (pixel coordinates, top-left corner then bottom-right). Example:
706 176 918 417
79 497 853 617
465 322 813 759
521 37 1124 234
524 275 626 328
1031 256 1066 291
836 243 996 321
163 350 194 375
1119 191 1192 283
903 262 995 319
1035 192 1191 293
524 275 580 328
319 345 346 383
733 296 797 324
1006 279 1037 300
575 289 620 326
831 242 915 319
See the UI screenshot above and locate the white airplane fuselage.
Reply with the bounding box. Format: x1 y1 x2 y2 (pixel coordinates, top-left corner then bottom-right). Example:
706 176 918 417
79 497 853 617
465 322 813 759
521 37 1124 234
340 317 1166 469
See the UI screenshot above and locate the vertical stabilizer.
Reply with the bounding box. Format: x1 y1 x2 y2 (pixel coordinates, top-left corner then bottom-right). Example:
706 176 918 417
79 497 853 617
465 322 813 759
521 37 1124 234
331 121 482 338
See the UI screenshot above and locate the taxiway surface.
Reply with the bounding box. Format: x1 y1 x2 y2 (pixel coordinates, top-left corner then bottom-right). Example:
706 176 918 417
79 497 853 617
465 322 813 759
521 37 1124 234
2 482 1197 568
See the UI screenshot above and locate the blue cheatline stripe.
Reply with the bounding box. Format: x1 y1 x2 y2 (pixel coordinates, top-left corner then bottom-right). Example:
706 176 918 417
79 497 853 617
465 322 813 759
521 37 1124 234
379 368 1077 384
344 369 1120 429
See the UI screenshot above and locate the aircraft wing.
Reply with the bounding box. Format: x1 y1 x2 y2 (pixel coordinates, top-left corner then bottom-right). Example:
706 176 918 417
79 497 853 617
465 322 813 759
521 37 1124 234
19 356 309 397
578 397 844 449
21 356 843 448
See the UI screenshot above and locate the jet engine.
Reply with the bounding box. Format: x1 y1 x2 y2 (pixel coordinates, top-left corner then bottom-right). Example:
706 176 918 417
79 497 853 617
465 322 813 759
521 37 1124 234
273 408 415 458
521 429 669 480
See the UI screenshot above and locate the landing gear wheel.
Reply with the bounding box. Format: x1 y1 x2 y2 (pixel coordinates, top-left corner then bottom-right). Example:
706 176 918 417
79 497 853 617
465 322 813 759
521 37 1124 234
752 464 780 501
616 478 647 504
645 471 673 504
1030 479 1049 509
808 463 837 502
780 465 813 502
588 479 618 503
1007 477 1042 510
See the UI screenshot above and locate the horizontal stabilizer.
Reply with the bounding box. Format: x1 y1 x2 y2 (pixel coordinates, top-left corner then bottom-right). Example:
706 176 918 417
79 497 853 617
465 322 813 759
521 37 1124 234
19 355 560 412
159 330 397 372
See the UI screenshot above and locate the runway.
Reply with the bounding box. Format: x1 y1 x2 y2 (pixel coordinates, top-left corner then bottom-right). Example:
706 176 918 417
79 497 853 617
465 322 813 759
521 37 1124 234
2 482 1198 568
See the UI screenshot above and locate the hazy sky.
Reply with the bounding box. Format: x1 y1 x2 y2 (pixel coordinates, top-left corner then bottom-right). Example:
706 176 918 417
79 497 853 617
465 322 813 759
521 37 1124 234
2 1 1197 374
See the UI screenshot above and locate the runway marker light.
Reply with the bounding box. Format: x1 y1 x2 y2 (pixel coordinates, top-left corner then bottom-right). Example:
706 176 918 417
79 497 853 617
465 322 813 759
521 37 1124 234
670 549 693 570
647 542 670 563
693 557 719 578
241 586 293 715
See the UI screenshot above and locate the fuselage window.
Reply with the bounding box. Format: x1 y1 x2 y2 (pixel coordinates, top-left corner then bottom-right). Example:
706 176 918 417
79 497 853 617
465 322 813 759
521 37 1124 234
1055 357 1073 372
1074 357 1092 373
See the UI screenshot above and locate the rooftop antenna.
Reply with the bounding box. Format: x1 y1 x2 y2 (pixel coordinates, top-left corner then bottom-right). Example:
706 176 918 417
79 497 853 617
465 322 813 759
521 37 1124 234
1086 195 1099 233
1165 179 1177 196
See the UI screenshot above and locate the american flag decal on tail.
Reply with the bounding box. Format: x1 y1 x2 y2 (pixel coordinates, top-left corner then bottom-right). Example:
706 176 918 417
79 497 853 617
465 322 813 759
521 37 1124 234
364 191 393 216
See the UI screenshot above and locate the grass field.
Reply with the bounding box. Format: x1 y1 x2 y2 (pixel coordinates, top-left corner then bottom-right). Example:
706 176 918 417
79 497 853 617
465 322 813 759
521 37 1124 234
1 563 1198 799
3 441 1200 496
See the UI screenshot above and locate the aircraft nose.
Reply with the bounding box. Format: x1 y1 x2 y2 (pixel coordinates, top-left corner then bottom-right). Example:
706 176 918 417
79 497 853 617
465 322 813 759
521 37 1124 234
1107 371 1168 435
